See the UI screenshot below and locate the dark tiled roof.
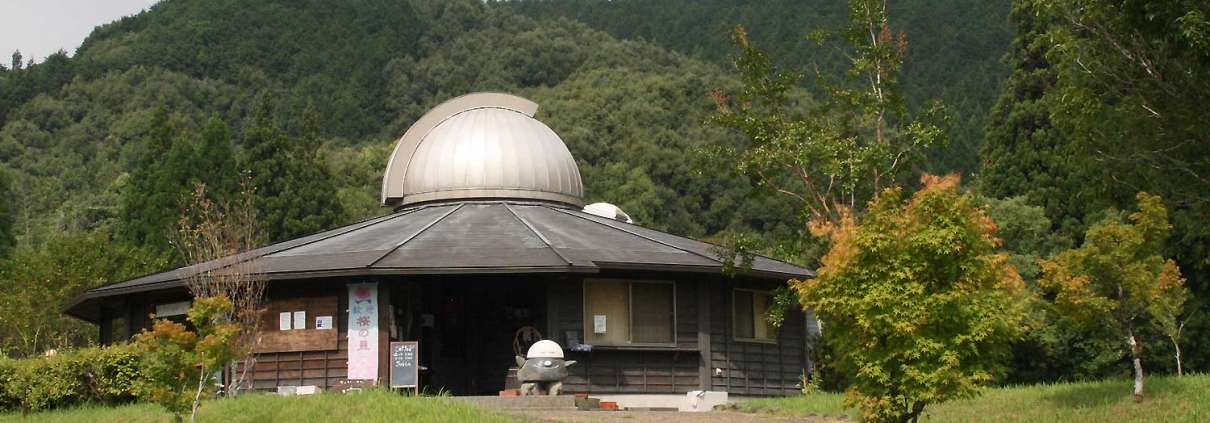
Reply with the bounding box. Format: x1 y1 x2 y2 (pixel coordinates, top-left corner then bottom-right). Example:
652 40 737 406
63 201 813 320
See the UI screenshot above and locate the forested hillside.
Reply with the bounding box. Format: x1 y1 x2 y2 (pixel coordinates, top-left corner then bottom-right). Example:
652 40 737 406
0 0 806 356
495 0 1015 175
1 0 1207 394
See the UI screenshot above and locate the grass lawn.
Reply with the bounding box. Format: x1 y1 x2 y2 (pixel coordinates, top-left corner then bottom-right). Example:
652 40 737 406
0 390 522 423
739 373 1210 422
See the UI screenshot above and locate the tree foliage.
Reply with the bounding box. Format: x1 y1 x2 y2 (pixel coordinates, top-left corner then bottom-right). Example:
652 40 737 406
242 94 345 243
133 295 242 423
0 232 167 358
708 0 946 230
0 167 14 258
498 0 1014 175
979 0 1091 238
1038 192 1186 401
797 174 1026 423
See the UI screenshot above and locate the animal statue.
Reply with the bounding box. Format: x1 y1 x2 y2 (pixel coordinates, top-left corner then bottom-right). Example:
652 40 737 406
515 340 577 396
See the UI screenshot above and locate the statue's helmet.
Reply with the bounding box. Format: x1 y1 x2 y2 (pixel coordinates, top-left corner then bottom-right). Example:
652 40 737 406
526 340 564 359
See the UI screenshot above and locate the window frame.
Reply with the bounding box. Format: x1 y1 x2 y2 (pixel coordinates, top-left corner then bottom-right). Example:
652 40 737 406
582 278 677 347
732 288 778 344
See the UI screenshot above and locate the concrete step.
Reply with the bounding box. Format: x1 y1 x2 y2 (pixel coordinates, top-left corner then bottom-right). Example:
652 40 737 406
451 395 583 410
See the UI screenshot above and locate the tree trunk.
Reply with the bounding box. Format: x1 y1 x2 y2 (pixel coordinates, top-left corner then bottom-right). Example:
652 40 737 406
906 400 926 423
1128 330 1144 403
1173 336 1183 377
191 366 207 423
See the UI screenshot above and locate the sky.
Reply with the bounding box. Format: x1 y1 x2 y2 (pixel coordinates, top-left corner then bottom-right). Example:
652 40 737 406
0 0 161 66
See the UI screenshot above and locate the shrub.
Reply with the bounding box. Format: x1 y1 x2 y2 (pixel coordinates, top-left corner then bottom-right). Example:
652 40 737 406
0 344 140 413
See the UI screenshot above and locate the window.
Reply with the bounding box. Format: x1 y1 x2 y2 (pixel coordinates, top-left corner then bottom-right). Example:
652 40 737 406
584 279 675 345
734 289 775 342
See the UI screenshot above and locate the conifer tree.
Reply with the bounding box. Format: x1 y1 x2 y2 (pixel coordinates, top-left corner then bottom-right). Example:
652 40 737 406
979 0 1088 236
0 167 15 257
195 114 238 201
242 94 346 243
119 105 176 249
280 101 344 241
242 92 293 243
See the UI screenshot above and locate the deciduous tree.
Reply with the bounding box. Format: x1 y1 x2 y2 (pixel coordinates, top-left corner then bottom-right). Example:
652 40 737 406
797 174 1026 423
707 0 946 228
1038 192 1186 401
134 296 242 423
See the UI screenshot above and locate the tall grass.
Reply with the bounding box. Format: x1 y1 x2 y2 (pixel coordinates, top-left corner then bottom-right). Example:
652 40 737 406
742 374 1210 423
0 390 521 423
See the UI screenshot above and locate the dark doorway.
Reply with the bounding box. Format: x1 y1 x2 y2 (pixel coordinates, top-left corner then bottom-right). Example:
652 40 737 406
424 276 546 395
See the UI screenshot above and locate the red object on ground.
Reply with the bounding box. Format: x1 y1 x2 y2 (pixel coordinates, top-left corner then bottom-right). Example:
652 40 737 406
600 401 619 411
574 393 589 399
499 390 520 397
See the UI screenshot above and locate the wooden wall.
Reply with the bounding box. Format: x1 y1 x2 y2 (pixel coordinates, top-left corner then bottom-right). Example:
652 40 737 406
548 272 808 396
241 281 375 393
707 277 808 396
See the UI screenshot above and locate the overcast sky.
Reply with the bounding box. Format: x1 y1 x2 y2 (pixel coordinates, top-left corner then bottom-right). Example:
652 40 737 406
1 0 161 65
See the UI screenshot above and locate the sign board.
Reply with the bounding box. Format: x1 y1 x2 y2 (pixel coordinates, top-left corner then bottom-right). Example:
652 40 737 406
155 301 191 318
347 283 379 380
389 341 419 389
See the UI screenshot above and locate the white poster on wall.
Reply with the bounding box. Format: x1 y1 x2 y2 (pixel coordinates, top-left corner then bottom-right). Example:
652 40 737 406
279 312 292 331
347 282 379 380
293 311 306 330
594 315 607 334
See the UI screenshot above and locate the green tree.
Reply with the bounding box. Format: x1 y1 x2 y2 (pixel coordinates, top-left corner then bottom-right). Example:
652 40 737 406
280 101 344 240
134 295 242 423
194 114 238 201
1038 192 1186 401
119 104 176 249
0 167 14 258
708 0 945 228
796 174 1026 423
242 95 345 243
0 232 168 357
241 92 293 243
979 0 1090 237
982 196 1071 282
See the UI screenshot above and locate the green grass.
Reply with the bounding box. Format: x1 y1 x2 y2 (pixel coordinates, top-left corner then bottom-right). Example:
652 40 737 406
0 390 522 423
740 373 1210 422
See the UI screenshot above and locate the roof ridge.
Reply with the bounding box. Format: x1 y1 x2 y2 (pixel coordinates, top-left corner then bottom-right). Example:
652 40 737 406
547 205 723 265
504 203 574 267
367 203 464 267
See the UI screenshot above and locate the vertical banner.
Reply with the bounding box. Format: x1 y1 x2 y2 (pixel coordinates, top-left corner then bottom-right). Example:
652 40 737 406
347 282 379 380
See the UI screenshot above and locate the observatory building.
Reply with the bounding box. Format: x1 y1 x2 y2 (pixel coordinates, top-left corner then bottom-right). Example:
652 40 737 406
63 93 814 398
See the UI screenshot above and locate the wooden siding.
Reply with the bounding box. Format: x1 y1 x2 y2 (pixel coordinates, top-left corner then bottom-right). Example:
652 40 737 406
708 277 808 396
548 272 807 396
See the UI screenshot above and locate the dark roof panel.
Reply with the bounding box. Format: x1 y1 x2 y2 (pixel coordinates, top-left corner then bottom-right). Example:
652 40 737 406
66 201 813 321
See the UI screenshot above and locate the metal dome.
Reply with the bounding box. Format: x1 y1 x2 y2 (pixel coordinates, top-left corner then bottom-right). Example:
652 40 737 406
381 93 584 207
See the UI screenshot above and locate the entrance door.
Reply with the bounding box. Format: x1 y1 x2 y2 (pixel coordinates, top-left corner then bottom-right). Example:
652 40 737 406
426 276 546 395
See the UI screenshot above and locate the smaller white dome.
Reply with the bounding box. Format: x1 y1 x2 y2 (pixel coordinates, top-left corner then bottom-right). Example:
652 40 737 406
526 340 565 359
583 202 633 224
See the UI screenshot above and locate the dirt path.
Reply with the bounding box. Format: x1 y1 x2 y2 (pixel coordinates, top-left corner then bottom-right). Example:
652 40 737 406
503 409 845 423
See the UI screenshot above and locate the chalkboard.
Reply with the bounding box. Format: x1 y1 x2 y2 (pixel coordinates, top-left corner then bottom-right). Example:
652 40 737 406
389 342 419 389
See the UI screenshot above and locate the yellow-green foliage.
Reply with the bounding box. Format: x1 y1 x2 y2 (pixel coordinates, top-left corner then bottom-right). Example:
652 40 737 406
0 345 140 413
1039 192 1184 327
796 174 1027 423
133 295 242 422
1038 192 1185 398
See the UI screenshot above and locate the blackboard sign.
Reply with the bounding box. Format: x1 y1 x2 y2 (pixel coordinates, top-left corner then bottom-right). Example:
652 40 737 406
390 341 419 389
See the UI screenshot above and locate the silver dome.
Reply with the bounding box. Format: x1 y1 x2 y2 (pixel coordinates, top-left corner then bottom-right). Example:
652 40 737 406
381 93 584 207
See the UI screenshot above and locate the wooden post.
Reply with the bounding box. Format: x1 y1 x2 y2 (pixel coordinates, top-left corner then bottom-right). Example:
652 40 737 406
98 301 112 346
697 279 711 391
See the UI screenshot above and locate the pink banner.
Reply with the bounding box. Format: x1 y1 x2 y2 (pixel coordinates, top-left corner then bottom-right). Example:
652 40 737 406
347 282 379 380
